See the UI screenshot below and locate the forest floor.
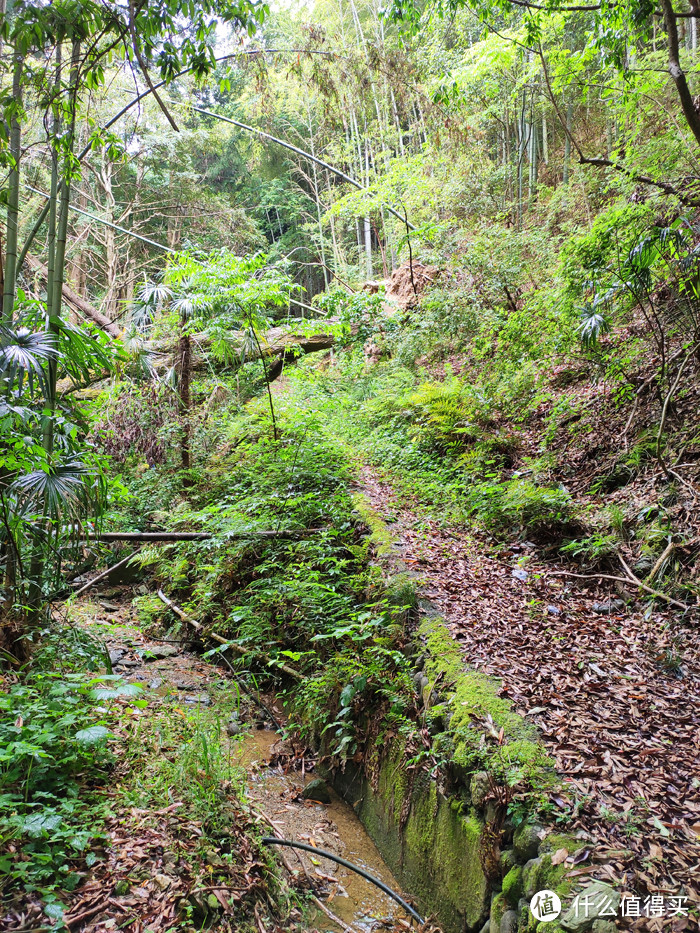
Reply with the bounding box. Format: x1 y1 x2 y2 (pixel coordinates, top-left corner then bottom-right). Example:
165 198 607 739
356 465 700 918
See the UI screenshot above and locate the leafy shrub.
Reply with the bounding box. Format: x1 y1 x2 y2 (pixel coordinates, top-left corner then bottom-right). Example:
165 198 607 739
560 532 619 563
466 478 573 537
0 671 131 907
403 379 491 451
315 287 386 344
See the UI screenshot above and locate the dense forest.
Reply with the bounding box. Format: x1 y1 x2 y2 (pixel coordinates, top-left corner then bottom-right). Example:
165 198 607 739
1 0 699 931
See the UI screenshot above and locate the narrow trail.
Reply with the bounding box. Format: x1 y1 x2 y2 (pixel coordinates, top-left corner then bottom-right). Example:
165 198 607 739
357 466 700 904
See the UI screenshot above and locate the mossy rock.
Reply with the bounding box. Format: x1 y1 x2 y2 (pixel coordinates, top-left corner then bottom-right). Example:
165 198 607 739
521 850 574 932
502 866 524 907
490 892 508 933
418 614 555 789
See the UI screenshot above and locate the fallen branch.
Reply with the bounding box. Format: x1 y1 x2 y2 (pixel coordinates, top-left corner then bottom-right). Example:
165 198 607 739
647 540 676 583
71 552 137 597
548 563 693 613
65 900 111 928
156 589 303 680
25 255 121 338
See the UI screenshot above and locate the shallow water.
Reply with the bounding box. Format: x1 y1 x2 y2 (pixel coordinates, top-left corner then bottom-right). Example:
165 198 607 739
235 726 415 933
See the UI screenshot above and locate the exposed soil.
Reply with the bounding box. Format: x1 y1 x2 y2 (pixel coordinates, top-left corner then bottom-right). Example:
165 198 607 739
357 466 700 927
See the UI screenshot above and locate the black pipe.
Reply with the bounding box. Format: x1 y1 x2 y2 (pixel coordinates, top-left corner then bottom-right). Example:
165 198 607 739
260 836 424 924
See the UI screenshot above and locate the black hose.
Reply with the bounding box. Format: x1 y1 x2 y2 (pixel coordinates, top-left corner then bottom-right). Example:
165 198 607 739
261 836 424 924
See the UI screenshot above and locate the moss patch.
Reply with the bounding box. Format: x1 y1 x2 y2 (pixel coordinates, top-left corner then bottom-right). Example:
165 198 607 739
352 492 398 560
502 865 524 906
419 613 555 788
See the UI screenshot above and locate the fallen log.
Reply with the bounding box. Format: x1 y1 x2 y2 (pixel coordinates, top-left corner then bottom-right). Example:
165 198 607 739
149 324 341 375
97 530 309 542
156 589 302 681
24 255 122 338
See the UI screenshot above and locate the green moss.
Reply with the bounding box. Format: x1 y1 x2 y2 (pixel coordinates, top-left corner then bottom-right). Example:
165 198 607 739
539 833 579 857
522 853 573 932
419 614 555 790
352 493 396 559
490 892 508 933
502 865 524 906
404 782 488 931
376 731 409 825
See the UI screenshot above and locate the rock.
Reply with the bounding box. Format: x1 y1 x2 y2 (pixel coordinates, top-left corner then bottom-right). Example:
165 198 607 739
592 599 625 614
478 921 490 933
512 568 529 582
501 866 523 906
302 778 332 804
546 605 561 616
109 649 125 664
175 681 196 690
148 679 162 689
633 555 654 577
522 857 542 898
471 771 491 808
302 778 331 804
489 892 507 933
114 880 130 895
154 873 173 891
184 694 211 706
592 922 617 933
500 910 518 933
513 822 543 862
560 882 620 933
119 660 139 668
99 600 121 612
142 645 179 660
499 848 516 875
226 721 242 736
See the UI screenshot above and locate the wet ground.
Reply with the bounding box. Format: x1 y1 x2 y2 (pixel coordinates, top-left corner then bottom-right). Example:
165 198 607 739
237 727 413 932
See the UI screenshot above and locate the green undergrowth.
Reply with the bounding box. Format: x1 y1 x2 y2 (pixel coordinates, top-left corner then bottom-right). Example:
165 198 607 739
281 355 577 544
0 635 139 922
115 396 418 766
110 387 556 826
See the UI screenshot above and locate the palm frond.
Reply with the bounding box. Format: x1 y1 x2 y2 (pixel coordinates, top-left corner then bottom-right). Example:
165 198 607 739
0 326 57 395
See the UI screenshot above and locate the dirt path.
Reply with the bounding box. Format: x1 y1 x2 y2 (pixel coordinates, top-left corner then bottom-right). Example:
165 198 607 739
358 467 700 909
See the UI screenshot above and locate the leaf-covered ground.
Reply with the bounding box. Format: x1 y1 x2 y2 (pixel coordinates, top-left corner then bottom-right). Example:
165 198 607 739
358 467 700 926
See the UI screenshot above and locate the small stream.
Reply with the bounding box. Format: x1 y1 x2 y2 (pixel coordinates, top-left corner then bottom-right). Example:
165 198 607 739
235 726 415 933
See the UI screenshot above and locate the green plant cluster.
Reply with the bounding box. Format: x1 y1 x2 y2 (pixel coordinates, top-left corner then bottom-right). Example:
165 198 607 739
116 398 416 763
0 667 136 916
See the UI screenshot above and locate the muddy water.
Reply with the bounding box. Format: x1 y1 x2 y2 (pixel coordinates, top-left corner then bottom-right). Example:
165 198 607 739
235 727 415 932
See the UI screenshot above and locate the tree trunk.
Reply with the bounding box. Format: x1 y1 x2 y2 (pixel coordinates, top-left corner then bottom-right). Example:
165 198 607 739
178 326 192 472
2 53 23 322
661 0 700 148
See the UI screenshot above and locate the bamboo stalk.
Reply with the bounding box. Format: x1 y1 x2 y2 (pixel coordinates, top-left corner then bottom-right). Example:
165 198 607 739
2 53 23 321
